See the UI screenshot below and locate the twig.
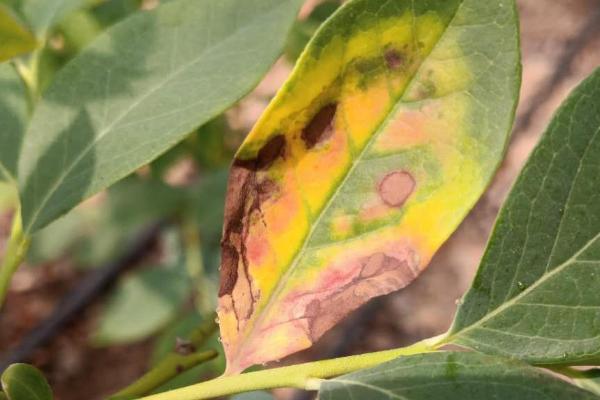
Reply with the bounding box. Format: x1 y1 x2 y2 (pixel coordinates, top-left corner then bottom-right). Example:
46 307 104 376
110 351 218 400
512 5 600 139
109 316 219 399
138 336 443 400
0 209 31 309
0 221 165 373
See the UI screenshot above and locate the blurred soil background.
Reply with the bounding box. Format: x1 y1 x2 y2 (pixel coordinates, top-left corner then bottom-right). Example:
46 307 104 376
0 0 599 399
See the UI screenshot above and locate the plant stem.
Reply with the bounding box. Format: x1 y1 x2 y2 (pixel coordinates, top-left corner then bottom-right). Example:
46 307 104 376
181 220 213 315
187 314 218 346
138 335 444 400
0 209 32 309
13 52 41 111
110 316 219 399
110 351 218 400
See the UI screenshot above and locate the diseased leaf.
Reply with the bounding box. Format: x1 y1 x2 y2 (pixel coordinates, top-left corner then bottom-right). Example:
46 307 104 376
1 364 53 400
0 64 27 182
447 69 600 365
320 352 598 400
218 0 521 372
0 4 36 62
18 0 303 233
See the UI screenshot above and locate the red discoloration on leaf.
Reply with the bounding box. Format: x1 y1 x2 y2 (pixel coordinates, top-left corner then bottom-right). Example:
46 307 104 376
301 104 337 149
246 233 270 266
385 49 404 70
374 106 435 152
263 244 419 342
378 171 416 207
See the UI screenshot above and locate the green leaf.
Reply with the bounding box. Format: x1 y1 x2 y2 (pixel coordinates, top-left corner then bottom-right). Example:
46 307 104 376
573 369 600 396
0 181 18 212
28 176 183 266
90 0 139 29
320 352 598 400
0 4 37 62
447 68 600 365
191 170 228 249
0 64 27 182
284 1 340 62
20 0 90 37
93 266 190 345
1 364 53 400
58 9 103 52
231 392 274 400
18 0 303 234
27 209 86 264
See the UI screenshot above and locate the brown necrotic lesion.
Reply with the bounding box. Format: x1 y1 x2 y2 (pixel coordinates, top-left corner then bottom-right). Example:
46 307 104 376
301 103 338 150
219 135 287 313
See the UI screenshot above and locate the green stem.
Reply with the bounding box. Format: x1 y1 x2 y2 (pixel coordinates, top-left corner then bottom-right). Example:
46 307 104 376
13 51 41 111
138 334 444 400
187 314 218 345
0 209 32 309
110 316 219 399
111 351 218 400
181 220 212 315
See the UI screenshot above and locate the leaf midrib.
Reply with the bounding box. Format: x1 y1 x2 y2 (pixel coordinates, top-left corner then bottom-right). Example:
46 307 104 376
448 124 600 342
234 0 466 362
22 0 295 233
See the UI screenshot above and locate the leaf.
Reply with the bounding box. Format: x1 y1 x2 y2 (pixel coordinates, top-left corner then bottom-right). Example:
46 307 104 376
319 352 598 400
28 176 183 266
93 266 190 345
58 9 103 52
447 69 600 365
1 364 53 400
20 0 90 37
231 392 274 400
0 4 36 62
18 0 304 234
192 170 229 249
218 0 521 372
573 369 600 396
0 182 18 212
90 0 139 29
284 1 341 62
0 64 27 182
